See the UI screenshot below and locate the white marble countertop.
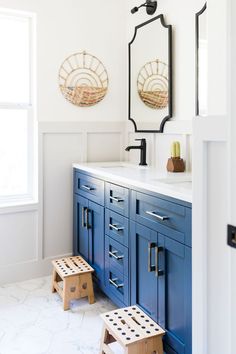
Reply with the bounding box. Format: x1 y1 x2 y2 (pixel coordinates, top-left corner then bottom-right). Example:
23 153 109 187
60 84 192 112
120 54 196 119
73 162 192 203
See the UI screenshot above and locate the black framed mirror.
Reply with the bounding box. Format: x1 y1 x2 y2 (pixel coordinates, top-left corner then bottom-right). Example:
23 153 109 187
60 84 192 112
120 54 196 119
128 14 172 133
196 3 207 116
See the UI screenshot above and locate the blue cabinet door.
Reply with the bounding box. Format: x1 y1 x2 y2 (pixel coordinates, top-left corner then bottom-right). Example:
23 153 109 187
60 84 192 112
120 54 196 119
73 194 89 260
130 221 160 322
73 195 105 288
88 201 104 286
162 236 192 354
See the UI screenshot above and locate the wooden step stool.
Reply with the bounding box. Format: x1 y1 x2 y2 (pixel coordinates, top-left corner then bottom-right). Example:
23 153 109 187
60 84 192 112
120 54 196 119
52 256 95 310
100 306 165 354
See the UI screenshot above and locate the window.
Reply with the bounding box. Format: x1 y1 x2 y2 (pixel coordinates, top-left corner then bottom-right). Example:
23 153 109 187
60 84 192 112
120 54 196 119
0 9 37 205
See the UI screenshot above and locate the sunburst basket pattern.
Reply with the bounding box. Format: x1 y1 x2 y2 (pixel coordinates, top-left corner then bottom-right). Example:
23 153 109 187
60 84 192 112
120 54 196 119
59 51 108 107
137 60 168 109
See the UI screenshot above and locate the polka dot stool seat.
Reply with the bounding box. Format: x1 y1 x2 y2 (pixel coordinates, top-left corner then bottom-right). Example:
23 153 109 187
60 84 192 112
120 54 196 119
100 306 165 354
51 256 95 310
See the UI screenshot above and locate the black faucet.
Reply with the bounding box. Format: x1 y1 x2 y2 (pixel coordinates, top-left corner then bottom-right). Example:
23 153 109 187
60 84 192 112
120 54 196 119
125 138 147 166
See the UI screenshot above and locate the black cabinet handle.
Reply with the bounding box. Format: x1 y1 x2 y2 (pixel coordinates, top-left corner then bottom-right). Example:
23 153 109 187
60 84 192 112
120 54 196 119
148 242 156 272
81 207 86 228
155 246 164 277
85 208 91 229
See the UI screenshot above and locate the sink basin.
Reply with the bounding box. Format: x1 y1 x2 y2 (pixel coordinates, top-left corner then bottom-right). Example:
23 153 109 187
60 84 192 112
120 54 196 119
152 177 192 185
99 163 148 170
100 165 127 168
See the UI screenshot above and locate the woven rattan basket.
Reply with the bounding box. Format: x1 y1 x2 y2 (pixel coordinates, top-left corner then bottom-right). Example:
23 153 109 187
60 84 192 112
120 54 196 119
138 90 168 109
61 86 107 107
137 60 168 109
59 51 108 107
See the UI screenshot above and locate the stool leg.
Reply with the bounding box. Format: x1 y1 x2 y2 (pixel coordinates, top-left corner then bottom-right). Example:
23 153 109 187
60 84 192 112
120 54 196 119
100 326 110 354
126 342 146 354
52 268 57 293
63 278 70 311
154 336 164 354
87 273 95 304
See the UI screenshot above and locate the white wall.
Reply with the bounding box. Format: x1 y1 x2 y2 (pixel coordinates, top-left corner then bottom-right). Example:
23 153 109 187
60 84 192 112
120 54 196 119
0 0 127 285
0 0 126 123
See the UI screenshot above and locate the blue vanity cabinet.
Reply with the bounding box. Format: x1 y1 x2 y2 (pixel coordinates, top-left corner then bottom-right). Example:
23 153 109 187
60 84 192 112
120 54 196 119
104 182 130 307
73 172 105 288
130 224 192 354
73 194 89 260
74 170 104 205
130 190 192 354
105 182 129 217
73 168 192 354
87 200 105 285
130 221 161 323
162 236 192 354
130 191 192 247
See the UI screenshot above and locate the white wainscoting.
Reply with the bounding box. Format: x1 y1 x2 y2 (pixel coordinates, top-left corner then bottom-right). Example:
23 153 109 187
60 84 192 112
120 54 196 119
0 121 125 285
126 120 192 171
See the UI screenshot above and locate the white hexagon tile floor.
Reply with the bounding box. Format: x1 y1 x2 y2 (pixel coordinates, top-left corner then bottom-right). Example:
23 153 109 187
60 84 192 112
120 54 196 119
0 276 116 354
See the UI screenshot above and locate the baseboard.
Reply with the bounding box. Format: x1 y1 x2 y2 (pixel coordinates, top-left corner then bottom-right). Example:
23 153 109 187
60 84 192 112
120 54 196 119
0 253 72 286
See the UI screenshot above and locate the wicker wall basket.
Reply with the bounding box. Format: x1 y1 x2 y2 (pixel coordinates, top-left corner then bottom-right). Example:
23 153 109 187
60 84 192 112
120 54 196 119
59 51 108 107
137 60 168 109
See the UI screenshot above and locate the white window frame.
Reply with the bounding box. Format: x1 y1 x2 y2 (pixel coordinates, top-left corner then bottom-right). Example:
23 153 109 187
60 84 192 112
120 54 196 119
0 8 37 207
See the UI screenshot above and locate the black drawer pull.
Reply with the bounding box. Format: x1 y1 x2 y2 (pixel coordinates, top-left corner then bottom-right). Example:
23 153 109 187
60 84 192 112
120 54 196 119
81 184 95 191
109 278 124 289
148 242 156 272
85 208 91 229
110 196 124 203
109 250 124 260
155 246 164 277
109 223 124 232
146 210 169 221
81 207 86 228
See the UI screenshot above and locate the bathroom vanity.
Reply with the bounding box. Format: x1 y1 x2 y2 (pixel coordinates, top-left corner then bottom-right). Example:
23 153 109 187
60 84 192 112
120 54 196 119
73 162 192 354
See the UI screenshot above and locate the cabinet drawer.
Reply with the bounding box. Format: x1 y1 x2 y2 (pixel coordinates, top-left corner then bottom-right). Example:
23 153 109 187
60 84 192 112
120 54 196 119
105 209 129 247
105 265 129 306
74 171 104 205
105 235 128 277
131 191 192 246
105 183 129 217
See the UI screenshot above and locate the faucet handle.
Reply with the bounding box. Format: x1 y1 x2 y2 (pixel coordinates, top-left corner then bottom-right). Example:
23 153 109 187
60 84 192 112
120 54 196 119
135 138 146 144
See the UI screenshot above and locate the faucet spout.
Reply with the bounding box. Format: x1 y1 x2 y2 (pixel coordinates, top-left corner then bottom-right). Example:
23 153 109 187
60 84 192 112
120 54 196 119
125 146 141 151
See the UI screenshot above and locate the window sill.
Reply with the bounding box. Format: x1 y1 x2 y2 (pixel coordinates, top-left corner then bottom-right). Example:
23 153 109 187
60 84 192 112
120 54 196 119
0 199 38 215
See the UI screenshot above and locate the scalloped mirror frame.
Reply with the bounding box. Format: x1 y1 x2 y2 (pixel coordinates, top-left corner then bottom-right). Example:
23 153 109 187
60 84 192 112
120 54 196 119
128 14 173 133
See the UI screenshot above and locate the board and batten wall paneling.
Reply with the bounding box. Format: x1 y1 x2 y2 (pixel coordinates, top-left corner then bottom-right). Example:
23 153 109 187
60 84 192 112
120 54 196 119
0 122 125 285
0 206 40 284
40 122 125 261
0 209 38 267
87 132 123 162
42 132 83 259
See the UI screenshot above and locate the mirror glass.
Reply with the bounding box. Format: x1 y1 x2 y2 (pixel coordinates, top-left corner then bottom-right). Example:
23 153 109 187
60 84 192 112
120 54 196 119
129 15 172 132
196 3 207 116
